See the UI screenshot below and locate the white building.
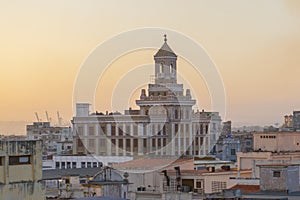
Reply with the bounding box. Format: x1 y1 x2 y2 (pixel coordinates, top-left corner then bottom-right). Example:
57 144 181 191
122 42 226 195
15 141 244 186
72 36 222 158
42 154 133 170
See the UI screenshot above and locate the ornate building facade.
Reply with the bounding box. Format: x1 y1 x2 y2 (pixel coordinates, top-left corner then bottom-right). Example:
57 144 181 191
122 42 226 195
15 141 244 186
72 36 222 158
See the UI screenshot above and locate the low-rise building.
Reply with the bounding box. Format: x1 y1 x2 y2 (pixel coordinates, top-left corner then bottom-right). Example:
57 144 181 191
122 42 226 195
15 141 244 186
86 167 130 199
253 131 300 152
43 167 102 199
258 164 299 193
0 140 44 200
215 131 253 162
27 122 73 155
112 157 250 199
42 154 133 170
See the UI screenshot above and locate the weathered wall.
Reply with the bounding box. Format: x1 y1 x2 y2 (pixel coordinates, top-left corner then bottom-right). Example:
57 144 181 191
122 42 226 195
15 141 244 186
0 182 45 200
260 166 287 192
286 166 299 192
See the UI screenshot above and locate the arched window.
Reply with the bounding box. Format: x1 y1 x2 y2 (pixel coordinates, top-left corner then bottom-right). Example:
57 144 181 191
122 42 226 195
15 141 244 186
175 109 178 119
160 63 163 73
170 63 173 73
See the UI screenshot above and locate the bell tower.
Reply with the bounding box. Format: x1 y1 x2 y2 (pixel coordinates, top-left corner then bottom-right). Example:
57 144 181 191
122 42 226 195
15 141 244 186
136 34 196 117
154 34 177 84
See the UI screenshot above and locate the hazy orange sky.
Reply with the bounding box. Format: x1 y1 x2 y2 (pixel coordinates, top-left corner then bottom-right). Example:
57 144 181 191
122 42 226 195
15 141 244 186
1 0 300 128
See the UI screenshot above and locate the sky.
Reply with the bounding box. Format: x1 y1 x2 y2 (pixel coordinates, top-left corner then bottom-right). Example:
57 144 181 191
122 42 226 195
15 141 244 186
1 0 300 134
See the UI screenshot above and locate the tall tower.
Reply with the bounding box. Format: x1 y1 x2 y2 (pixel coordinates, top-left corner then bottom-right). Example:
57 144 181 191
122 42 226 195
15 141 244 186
154 34 177 84
136 35 196 119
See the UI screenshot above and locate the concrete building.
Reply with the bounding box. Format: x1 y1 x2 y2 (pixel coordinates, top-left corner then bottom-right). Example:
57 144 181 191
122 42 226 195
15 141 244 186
27 122 73 155
253 131 300 152
86 166 129 199
237 131 300 179
216 137 241 162
72 36 222 158
215 131 253 162
0 140 44 200
43 167 102 199
111 157 250 200
258 164 299 193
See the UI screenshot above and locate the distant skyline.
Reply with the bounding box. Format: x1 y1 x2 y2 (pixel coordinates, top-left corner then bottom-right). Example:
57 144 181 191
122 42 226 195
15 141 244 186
1 0 300 130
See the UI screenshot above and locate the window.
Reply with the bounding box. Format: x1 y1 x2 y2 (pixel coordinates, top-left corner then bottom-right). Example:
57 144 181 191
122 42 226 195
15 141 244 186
89 139 95 147
119 139 123 148
72 162 76 168
231 149 236 155
126 126 130 135
175 124 179 133
152 138 156 147
93 162 97 168
205 125 209 134
175 110 179 119
67 162 71 169
212 181 226 193
100 125 106 135
56 162 60 168
143 139 147 148
81 162 86 168
89 126 94 136
196 180 202 188
9 156 31 165
133 125 138 136
61 162 65 169
87 162 91 168
273 171 281 177
186 110 190 119
111 125 116 136
163 138 167 146
160 63 163 73
126 139 131 150
119 127 123 136
133 139 138 148
200 124 203 134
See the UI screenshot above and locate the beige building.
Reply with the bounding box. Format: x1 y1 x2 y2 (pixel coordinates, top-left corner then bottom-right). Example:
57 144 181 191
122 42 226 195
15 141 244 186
237 131 300 179
72 36 222 158
253 131 300 152
0 140 44 200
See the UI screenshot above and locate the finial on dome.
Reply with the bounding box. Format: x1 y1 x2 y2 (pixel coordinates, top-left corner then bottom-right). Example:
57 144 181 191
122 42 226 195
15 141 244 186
164 34 167 42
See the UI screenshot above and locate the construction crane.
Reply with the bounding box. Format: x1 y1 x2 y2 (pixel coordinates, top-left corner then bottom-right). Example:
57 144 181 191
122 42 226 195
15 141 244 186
57 111 62 126
35 112 41 122
45 111 51 123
